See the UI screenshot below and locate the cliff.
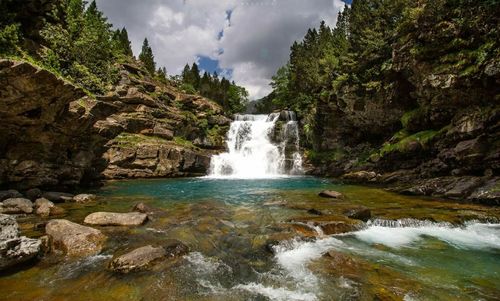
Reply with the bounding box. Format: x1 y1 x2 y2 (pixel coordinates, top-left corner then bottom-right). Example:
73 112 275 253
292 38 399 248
0 59 230 190
301 1 499 205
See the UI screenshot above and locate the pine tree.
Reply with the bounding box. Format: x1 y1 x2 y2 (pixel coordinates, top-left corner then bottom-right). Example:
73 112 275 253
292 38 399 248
139 38 156 75
191 63 201 90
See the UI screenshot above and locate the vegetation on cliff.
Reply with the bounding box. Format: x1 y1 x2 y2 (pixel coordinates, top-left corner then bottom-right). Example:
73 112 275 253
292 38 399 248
0 0 248 113
263 0 499 203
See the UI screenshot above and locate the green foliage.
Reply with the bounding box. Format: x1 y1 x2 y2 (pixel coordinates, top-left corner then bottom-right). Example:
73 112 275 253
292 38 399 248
112 28 133 57
379 130 438 156
181 83 196 94
139 38 156 75
181 63 249 114
305 148 346 164
0 24 20 54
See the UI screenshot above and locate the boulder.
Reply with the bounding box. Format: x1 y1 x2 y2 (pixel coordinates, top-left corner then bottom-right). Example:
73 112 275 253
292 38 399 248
318 190 344 199
163 239 189 258
341 171 380 183
1 198 33 214
73 194 97 203
287 215 363 236
42 192 74 203
34 198 54 217
132 202 154 214
25 188 42 201
45 219 107 257
0 214 41 270
109 245 167 273
84 212 148 226
343 206 372 222
0 190 23 201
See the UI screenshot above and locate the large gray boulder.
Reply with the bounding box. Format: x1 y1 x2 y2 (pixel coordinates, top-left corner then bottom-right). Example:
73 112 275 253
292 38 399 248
1 198 34 214
84 212 148 226
0 214 41 270
45 219 107 257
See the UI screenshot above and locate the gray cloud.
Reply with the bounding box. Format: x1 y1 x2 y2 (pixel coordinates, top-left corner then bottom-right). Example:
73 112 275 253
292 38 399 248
96 0 345 99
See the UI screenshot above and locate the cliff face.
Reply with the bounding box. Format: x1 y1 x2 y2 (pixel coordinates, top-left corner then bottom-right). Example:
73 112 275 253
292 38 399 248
308 5 500 205
0 59 230 190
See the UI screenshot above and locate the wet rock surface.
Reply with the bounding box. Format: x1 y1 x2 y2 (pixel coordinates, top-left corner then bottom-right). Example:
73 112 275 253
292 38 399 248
84 212 148 226
0 214 41 270
109 245 167 273
45 219 107 257
0 198 34 214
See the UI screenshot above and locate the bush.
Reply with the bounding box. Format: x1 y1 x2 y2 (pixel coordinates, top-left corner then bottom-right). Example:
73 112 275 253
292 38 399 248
0 24 20 54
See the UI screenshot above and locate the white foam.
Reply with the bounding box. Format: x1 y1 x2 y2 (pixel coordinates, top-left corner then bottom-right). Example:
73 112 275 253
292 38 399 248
354 222 500 249
234 283 317 301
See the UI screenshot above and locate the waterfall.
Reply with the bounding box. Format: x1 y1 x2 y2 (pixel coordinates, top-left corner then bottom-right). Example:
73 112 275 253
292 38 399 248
208 111 303 178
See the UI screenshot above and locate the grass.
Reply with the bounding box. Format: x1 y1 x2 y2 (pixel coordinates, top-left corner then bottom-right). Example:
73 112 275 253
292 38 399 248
113 133 169 147
173 136 196 149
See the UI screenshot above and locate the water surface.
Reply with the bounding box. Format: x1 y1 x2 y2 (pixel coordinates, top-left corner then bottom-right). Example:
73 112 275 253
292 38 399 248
1 177 499 301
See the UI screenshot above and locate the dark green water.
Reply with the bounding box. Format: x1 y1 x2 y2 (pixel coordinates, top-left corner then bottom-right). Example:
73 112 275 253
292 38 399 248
1 177 499 301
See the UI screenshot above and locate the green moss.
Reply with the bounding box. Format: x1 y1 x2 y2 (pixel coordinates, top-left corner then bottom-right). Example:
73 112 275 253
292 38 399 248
379 130 438 156
113 133 168 147
306 148 346 163
173 136 195 148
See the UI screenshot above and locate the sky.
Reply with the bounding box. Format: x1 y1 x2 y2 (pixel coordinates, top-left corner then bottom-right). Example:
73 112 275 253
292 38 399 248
96 0 348 99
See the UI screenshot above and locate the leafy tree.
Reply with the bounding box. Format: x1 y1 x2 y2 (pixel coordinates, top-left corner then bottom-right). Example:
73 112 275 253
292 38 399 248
139 38 156 75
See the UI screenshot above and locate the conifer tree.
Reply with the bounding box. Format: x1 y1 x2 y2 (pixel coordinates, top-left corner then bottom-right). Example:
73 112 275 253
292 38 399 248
139 38 156 74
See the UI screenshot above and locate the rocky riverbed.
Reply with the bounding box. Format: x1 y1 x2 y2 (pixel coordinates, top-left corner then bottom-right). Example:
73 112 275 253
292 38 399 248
0 177 499 301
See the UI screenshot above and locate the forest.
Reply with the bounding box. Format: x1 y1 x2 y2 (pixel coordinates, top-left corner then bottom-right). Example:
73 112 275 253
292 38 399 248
0 0 248 114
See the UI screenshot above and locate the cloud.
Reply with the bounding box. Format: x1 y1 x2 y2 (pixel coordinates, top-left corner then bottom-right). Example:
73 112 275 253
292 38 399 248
96 0 345 99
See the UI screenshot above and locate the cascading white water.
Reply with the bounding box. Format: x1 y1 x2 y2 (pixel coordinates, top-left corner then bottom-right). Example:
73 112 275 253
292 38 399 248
208 112 303 179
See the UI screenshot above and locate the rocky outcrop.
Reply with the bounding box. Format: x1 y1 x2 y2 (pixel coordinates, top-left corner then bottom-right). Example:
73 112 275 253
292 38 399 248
0 59 230 190
84 212 148 226
305 7 500 205
0 214 41 270
45 219 106 257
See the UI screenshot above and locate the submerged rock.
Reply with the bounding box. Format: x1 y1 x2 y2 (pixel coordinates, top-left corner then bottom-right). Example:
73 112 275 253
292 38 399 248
343 206 372 222
0 214 41 270
45 219 107 257
42 192 74 203
1 198 34 214
287 215 363 236
84 212 148 226
25 188 42 201
109 245 166 273
318 190 344 199
0 190 23 201
73 194 97 203
109 240 188 274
